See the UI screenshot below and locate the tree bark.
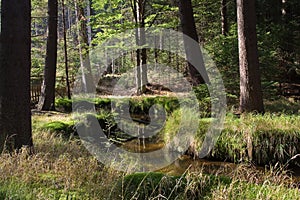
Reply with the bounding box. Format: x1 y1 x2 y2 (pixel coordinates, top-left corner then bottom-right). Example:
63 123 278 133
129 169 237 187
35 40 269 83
86 0 92 46
132 0 148 95
38 0 58 111
140 18 148 92
75 0 95 93
221 0 228 36
178 0 209 85
237 0 264 113
0 0 33 152
62 0 72 99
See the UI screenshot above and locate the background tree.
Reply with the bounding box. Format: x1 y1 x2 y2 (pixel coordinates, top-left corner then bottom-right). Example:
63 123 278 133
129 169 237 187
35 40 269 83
62 0 72 99
0 0 33 151
178 0 209 85
75 0 95 93
38 0 58 110
237 0 264 113
131 0 148 94
31 0 48 78
221 0 228 36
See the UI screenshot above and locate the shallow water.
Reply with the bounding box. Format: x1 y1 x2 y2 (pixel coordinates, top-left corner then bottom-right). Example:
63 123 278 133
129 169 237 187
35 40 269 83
121 139 300 183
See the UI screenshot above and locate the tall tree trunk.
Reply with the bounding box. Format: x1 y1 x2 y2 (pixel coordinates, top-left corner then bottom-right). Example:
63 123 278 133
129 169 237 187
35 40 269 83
86 0 92 46
221 0 228 36
237 0 264 113
178 0 209 85
38 0 58 111
0 0 33 152
62 0 71 99
140 15 148 91
132 0 148 95
75 0 95 93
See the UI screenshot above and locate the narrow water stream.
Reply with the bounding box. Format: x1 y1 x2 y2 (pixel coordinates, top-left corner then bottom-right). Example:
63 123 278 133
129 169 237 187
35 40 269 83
121 139 300 183
115 112 300 184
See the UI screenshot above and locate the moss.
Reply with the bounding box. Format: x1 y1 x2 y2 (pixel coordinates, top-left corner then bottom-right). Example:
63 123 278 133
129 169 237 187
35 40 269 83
41 121 75 138
94 98 111 109
55 98 72 112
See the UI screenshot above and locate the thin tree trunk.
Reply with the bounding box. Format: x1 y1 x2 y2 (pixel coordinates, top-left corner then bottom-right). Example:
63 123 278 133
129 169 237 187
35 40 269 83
38 0 58 111
178 0 209 85
67 7 72 32
0 0 33 152
62 0 71 99
221 0 228 36
154 34 159 69
75 0 95 93
237 0 264 113
140 17 148 91
86 0 92 46
132 0 148 95
135 31 142 94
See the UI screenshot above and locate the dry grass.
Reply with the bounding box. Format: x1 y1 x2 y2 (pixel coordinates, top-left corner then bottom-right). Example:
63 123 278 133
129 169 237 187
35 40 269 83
0 112 299 199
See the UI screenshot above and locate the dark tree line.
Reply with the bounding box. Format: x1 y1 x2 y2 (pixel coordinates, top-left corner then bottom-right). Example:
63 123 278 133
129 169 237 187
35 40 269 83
0 0 33 152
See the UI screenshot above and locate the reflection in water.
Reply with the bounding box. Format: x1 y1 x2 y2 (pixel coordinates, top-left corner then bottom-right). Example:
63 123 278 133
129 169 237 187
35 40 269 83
122 138 165 153
121 139 237 175
121 139 300 183
115 113 300 182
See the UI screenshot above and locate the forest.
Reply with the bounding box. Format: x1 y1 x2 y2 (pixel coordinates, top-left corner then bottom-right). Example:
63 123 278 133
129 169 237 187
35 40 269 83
0 0 299 199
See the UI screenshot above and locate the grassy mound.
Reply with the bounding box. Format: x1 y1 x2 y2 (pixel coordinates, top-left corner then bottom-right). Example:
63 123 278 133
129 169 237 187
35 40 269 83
164 110 300 166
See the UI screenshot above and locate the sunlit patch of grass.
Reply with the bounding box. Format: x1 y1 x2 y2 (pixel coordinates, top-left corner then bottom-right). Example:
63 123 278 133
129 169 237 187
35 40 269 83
113 166 299 200
32 112 74 130
0 131 122 199
220 113 300 165
1 113 300 199
1 103 299 199
112 172 185 199
210 163 300 200
163 109 300 165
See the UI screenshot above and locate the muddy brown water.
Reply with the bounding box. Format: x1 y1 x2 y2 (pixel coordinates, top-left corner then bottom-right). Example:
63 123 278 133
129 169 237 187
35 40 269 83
122 139 300 183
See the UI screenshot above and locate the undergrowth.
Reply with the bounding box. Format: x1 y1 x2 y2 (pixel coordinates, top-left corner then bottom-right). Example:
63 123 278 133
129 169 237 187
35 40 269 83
0 98 299 199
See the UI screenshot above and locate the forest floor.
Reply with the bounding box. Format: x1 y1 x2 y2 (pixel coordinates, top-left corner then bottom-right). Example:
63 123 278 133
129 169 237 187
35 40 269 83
3 99 300 199
2 84 300 199
0 111 299 199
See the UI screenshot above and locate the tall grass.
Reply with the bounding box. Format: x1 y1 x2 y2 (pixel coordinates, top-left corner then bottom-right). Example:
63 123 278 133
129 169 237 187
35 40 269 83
0 110 299 199
163 109 300 165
